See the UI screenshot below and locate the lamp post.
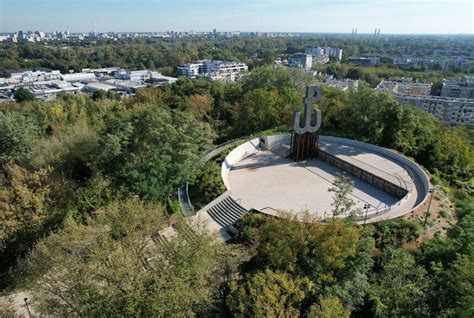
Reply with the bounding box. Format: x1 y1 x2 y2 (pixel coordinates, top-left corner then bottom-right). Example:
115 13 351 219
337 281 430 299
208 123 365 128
363 203 370 225
423 188 435 227
24 298 32 318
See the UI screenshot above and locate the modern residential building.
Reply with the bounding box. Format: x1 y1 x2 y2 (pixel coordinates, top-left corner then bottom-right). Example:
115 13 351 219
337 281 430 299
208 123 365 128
394 58 449 70
305 46 343 61
177 60 248 81
441 77 474 99
376 79 432 96
396 94 474 126
347 56 380 66
450 58 470 68
376 79 473 126
177 63 203 77
288 53 313 69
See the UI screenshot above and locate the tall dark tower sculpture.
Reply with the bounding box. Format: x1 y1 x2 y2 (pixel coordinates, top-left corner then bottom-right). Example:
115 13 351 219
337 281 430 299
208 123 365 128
290 85 322 161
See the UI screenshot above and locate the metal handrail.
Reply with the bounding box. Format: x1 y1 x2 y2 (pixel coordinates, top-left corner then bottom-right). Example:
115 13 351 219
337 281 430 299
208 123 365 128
259 206 280 213
177 136 250 216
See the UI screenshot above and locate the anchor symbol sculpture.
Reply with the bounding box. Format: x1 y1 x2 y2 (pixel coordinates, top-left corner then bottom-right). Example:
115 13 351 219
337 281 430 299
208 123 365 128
290 85 323 161
292 85 322 134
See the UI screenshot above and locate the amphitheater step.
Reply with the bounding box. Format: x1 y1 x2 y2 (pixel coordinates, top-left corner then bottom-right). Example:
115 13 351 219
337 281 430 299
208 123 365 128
206 196 248 228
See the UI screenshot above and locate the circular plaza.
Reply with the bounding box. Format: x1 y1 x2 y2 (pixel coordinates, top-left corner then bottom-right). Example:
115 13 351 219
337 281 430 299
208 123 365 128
221 135 430 223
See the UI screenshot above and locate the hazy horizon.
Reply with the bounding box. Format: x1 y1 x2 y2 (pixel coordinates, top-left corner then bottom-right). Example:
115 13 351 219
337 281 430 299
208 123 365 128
1 0 473 34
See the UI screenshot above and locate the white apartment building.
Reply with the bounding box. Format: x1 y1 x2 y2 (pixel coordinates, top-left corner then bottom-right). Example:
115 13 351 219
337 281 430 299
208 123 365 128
177 60 248 81
177 63 204 77
396 94 474 126
347 56 380 66
288 54 313 69
376 79 432 96
376 79 473 126
441 77 474 99
305 46 343 60
394 58 449 70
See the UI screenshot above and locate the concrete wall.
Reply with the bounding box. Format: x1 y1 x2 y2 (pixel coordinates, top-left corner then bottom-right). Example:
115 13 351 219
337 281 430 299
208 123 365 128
221 138 260 190
259 134 291 150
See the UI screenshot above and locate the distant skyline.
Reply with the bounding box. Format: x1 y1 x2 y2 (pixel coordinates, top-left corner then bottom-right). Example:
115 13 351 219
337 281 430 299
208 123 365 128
1 0 473 34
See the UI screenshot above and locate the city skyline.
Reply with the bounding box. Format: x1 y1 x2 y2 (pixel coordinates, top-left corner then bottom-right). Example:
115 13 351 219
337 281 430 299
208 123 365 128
0 0 473 34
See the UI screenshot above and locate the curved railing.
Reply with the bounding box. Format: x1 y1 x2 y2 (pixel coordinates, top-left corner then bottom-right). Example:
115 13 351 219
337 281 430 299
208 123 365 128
178 183 195 217
177 137 250 216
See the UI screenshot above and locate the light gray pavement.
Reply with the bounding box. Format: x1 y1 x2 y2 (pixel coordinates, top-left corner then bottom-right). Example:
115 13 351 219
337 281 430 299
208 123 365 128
228 151 399 218
228 145 424 223
318 140 413 190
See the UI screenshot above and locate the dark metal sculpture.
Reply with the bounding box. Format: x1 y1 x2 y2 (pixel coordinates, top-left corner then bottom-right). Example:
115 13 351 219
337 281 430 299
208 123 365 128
291 85 322 161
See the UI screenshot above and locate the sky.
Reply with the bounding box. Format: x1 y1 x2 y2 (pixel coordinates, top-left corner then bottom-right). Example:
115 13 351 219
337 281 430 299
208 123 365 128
0 0 473 34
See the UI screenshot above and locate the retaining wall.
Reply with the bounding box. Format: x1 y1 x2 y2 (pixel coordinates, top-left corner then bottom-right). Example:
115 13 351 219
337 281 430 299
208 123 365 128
221 138 260 190
319 135 430 210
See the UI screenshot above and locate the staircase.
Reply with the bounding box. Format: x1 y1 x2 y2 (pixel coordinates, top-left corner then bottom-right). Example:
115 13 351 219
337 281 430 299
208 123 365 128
206 196 248 227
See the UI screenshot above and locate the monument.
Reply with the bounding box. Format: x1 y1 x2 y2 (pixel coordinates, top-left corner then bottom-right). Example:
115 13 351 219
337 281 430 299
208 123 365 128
290 85 322 161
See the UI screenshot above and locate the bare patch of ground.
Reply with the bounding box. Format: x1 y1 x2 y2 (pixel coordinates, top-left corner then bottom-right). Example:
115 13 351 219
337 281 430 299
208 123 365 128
402 183 457 249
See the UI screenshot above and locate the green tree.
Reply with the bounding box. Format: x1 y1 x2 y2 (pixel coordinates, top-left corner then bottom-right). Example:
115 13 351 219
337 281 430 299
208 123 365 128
227 269 314 317
328 173 356 218
369 248 430 317
308 295 350 318
252 215 374 310
0 112 40 168
235 88 286 135
189 161 225 209
0 165 54 282
13 87 36 102
96 104 214 201
16 199 222 317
